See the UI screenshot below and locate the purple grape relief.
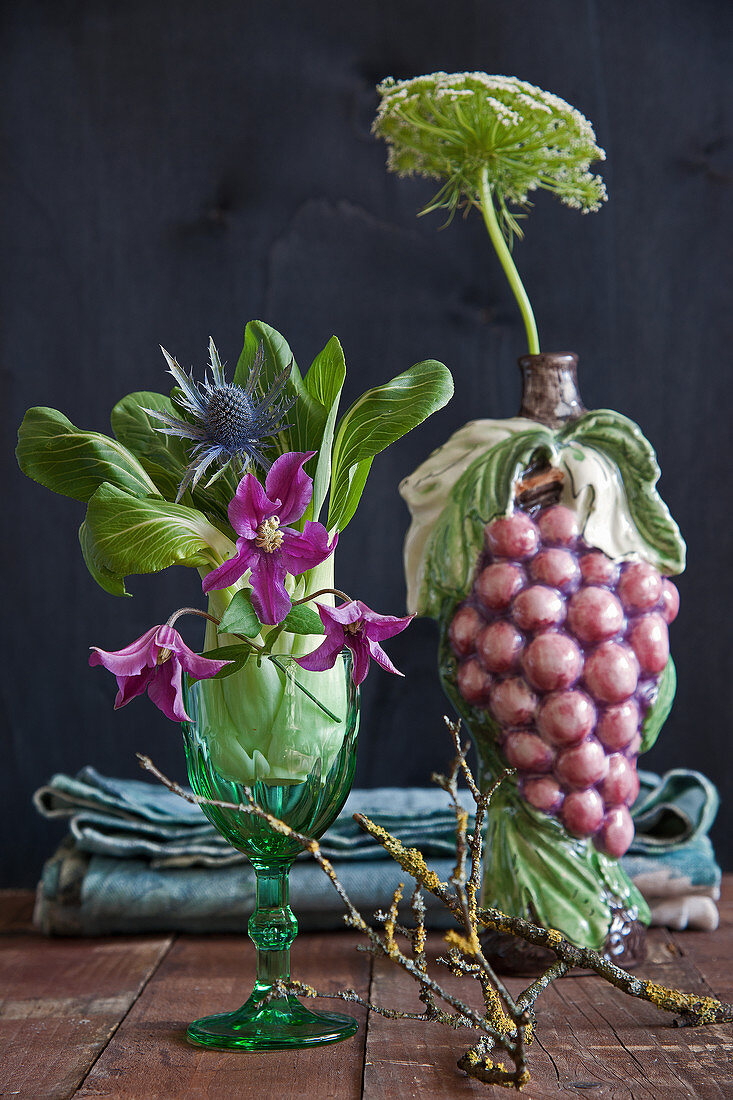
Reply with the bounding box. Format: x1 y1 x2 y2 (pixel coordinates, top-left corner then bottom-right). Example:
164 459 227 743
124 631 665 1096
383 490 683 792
449 505 679 859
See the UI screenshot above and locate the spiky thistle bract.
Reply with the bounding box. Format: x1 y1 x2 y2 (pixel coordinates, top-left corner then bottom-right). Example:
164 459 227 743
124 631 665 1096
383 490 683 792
146 339 294 501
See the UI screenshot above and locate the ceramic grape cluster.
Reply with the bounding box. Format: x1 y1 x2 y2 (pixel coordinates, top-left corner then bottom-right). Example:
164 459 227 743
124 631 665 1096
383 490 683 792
449 505 679 859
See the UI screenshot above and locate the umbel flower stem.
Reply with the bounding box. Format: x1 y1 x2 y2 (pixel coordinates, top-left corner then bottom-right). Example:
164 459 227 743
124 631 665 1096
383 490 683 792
374 73 607 359
478 166 540 355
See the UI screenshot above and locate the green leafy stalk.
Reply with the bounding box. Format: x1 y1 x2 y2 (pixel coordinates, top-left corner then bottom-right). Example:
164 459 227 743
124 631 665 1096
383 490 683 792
16 407 160 502
328 358 453 531
84 484 234 580
232 320 452 534
16 322 452 599
478 167 539 355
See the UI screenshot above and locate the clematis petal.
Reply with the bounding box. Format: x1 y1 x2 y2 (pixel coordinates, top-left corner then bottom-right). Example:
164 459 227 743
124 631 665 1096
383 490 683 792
304 600 412 683
264 451 316 525
366 637 404 677
348 636 372 686
315 600 363 628
175 648 233 680
154 624 180 651
279 523 337 575
359 604 415 643
162 627 232 680
89 625 160 676
148 658 190 722
114 667 156 709
250 552 292 625
202 539 259 594
228 473 278 537
294 631 346 673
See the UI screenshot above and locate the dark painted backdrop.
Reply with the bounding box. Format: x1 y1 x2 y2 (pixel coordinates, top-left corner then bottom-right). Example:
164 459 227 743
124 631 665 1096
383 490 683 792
3 1 732 887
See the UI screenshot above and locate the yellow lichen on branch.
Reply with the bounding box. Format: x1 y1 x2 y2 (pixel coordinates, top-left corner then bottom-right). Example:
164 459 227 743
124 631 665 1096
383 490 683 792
459 1047 531 1090
444 928 481 956
384 884 404 957
484 989 523 1041
640 983 722 1024
354 814 450 898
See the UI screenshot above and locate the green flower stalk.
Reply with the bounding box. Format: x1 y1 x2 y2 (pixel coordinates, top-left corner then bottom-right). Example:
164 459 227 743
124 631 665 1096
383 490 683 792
373 72 607 354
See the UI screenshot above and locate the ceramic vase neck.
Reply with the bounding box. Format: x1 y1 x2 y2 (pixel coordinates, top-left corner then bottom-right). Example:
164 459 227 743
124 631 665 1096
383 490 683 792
518 352 586 428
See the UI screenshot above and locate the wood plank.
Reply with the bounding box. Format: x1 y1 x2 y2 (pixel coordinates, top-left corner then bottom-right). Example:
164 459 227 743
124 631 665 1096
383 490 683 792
74 932 370 1099
530 930 733 1099
0 930 173 1099
0 885 729 1098
0 890 35 934
362 942 495 1098
362 939 570 1097
363 922 733 1099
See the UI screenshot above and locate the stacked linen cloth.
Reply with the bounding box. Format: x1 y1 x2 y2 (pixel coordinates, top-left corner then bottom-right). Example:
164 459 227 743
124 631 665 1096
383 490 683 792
33 768 721 936
624 770 720 931
33 779 462 935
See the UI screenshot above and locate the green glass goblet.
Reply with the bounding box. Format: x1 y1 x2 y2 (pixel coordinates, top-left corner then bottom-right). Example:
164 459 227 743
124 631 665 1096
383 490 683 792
181 651 359 1051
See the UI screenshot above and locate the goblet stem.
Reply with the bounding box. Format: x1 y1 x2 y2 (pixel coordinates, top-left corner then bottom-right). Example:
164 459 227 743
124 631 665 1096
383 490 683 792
186 853 358 1050
248 859 298 997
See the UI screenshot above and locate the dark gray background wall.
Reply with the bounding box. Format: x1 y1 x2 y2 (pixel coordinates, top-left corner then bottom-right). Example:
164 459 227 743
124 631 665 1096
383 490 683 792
3 1 732 886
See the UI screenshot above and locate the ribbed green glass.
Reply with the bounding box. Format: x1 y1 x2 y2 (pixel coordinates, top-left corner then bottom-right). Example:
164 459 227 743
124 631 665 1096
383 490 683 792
181 652 359 1050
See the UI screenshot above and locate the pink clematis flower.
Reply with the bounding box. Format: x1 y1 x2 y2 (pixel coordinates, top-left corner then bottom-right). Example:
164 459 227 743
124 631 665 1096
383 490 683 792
202 451 337 625
295 600 414 685
89 624 231 723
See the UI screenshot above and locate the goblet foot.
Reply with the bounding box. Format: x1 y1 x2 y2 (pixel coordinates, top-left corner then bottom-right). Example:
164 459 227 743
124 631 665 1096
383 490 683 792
186 987 358 1051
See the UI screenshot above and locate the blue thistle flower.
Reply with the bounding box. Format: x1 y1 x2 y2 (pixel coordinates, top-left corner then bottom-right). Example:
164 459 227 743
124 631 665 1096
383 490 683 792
146 339 293 501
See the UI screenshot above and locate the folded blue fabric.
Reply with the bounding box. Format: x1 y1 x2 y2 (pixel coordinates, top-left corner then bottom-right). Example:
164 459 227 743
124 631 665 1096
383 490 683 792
35 846 460 936
34 771 479 866
33 767 721 936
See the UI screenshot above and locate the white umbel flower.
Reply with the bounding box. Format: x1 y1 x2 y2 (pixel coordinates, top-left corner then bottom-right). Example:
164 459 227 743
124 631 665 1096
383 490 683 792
373 71 607 241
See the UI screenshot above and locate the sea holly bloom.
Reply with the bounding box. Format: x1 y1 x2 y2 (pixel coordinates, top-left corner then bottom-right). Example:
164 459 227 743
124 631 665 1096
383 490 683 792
89 625 231 722
202 451 337 625
145 339 294 500
296 600 413 685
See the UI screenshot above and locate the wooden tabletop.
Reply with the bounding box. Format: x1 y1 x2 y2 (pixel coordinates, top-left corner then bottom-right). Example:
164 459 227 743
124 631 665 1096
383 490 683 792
1 881 731 1098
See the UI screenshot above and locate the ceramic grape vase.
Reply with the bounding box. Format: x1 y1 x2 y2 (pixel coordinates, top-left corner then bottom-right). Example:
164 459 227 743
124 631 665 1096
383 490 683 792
401 353 685 971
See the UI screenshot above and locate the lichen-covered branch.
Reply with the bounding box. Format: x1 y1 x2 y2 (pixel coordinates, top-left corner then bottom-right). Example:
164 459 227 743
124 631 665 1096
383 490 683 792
136 752 522 1051
138 718 732 1091
353 719 733 1033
